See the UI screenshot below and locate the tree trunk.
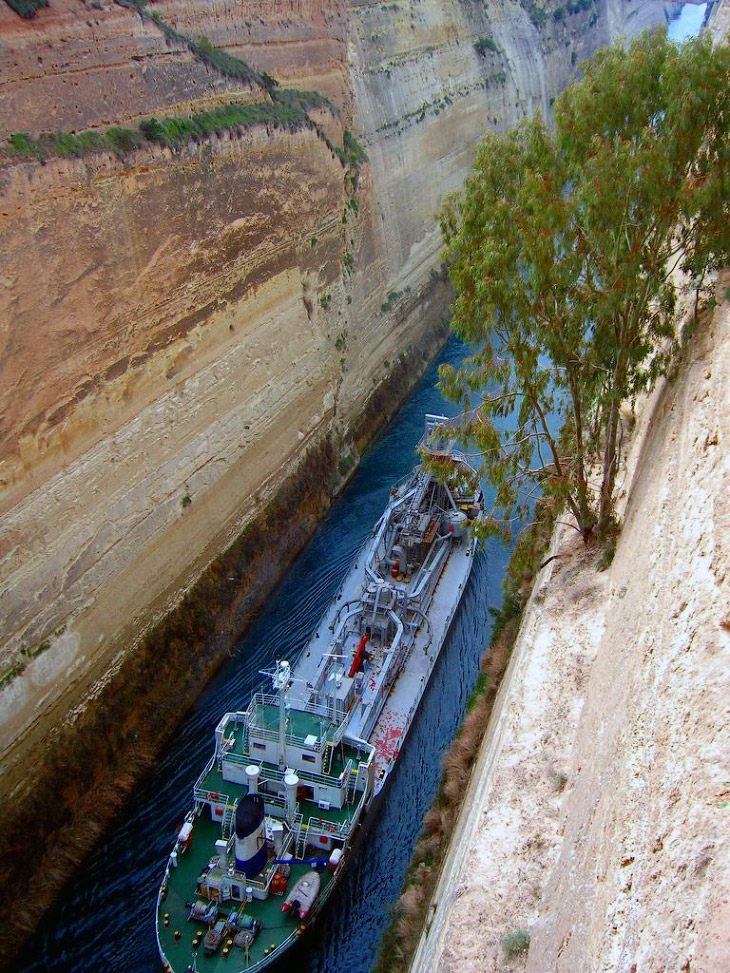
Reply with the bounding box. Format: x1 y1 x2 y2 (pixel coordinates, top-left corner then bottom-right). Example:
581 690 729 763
597 332 630 535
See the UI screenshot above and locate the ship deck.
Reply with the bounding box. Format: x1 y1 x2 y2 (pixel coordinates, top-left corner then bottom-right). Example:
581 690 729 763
289 526 477 787
158 814 337 973
197 763 358 829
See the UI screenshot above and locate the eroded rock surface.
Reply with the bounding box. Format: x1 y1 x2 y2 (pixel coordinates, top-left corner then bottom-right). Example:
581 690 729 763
412 280 730 973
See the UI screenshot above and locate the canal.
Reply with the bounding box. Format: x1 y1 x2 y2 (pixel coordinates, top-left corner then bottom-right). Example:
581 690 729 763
15 6 706 967
17 337 511 973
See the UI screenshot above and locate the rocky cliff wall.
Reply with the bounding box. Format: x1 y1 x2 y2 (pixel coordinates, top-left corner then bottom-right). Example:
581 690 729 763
412 272 730 973
0 0 670 793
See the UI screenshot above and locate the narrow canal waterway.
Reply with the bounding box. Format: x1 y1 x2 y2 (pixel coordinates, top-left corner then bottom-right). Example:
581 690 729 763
17 338 511 973
16 8 707 968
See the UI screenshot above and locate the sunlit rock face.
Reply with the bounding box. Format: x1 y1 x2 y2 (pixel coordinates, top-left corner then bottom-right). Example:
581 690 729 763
0 0 668 779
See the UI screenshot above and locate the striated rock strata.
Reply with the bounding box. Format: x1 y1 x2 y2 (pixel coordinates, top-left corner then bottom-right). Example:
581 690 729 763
0 0 671 796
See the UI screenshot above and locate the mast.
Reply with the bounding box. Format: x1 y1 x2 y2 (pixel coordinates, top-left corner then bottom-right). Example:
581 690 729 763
272 659 291 769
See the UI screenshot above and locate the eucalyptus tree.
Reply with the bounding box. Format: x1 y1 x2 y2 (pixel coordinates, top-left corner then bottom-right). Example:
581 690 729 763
440 28 730 541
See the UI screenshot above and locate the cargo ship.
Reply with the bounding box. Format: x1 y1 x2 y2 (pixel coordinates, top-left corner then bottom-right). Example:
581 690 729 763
156 414 484 972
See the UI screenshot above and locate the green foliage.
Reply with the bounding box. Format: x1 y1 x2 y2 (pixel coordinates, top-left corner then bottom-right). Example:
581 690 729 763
474 35 500 56
181 494 192 508
6 125 143 161
3 0 48 18
503 928 531 957
105 126 144 154
76 130 108 154
338 451 355 476
343 129 368 166
380 289 404 314
521 0 547 27
112 0 334 140
41 131 85 157
4 97 327 165
466 670 489 711
440 31 730 541
488 592 522 644
6 133 42 160
0 663 24 689
319 293 332 309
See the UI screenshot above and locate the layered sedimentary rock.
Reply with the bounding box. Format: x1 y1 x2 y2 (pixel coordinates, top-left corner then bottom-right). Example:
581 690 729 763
0 0 671 792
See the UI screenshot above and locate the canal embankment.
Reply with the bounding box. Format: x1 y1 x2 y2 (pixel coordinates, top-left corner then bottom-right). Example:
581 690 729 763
408 278 730 972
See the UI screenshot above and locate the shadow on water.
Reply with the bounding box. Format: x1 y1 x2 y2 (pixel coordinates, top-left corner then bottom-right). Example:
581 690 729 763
18 340 511 973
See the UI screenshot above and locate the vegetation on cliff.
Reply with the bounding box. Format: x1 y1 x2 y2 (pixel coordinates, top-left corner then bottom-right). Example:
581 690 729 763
440 29 730 542
376 28 730 972
3 0 350 166
3 95 359 165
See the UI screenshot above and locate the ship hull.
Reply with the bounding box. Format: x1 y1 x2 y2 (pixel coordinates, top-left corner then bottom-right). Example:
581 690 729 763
156 416 482 973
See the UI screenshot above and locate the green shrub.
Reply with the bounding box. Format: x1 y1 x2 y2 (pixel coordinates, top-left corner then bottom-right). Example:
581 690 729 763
343 129 368 166
521 0 547 26
39 131 84 158
474 35 500 56
503 928 530 957
77 131 107 154
380 289 404 313
106 126 144 154
338 452 355 476
6 132 42 160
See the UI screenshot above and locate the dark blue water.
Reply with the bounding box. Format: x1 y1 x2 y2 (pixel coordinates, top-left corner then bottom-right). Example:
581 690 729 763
17 338 511 973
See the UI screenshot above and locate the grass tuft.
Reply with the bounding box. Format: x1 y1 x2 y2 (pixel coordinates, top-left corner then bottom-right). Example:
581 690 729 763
503 927 531 957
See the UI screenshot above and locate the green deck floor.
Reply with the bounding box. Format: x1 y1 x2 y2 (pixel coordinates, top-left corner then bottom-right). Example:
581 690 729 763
157 814 335 972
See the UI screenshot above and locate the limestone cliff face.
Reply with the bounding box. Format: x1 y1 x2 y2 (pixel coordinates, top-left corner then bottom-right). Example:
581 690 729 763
0 0 669 788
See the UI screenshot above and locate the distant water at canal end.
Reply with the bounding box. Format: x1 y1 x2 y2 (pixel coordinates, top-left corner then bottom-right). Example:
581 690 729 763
668 2 707 41
17 338 511 973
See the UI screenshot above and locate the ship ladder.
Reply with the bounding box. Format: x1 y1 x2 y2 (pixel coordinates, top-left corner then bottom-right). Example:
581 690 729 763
221 802 237 840
347 763 360 805
294 813 307 860
407 470 430 518
322 741 334 776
